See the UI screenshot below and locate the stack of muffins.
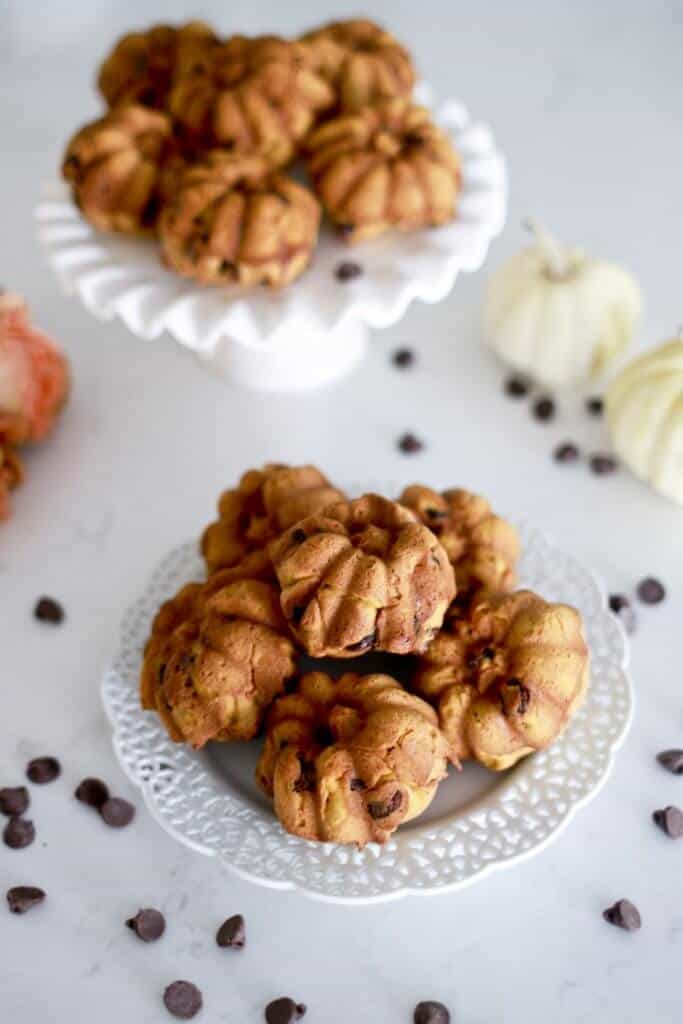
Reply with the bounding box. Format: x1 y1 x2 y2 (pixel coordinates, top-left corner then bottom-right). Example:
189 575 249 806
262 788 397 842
60 19 462 289
140 465 590 846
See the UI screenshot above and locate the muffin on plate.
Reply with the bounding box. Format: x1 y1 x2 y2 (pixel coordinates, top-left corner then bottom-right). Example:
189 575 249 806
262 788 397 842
257 671 449 845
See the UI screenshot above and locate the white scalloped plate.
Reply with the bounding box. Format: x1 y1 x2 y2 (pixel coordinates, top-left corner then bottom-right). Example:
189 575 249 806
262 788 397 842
101 521 632 904
36 84 507 390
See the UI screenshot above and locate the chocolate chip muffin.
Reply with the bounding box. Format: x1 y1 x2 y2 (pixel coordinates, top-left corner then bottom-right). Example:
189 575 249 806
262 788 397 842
201 464 345 576
305 98 461 243
140 573 297 747
158 152 321 287
412 590 589 770
62 105 174 235
168 34 334 164
257 671 449 845
399 486 520 601
269 493 456 658
300 18 415 113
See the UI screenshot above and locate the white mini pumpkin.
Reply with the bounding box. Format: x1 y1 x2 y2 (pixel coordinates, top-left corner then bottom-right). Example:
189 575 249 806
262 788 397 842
484 222 642 389
606 333 683 505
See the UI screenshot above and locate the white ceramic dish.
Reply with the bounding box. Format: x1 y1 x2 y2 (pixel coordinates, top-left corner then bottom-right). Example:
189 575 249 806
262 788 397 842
36 84 506 392
101 521 632 905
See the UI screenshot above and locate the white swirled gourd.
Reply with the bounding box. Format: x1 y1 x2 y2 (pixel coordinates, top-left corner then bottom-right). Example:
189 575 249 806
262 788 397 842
606 335 683 505
484 222 642 389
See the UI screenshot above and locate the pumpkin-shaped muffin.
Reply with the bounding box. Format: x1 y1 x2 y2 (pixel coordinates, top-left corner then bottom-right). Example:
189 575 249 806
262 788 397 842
158 152 321 287
202 463 346 576
399 486 520 600
305 98 461 242
98 21 219 109
269 493 456 658
413 590 589 771
141 572 297 748
0 444 23 520
62 104 173 235
167 34 334 165
300 18 415 113
257 671 449 845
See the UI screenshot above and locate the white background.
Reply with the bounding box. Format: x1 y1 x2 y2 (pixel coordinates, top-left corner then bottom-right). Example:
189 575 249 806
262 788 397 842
2 1 683 1021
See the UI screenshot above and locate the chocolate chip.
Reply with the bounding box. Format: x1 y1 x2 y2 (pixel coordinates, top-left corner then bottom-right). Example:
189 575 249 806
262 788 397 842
0 787 29 817
398 432 424 454
603 899 641 932
26 757 60 785
216 913 245 948
3 817 35 849
126 908 166 941
75 777 110 809
425 507 447 521
636 577 666 605
554 442 580 463
608 593 637 634
346 632 376 653
291 529 307 544
586 396 604 416
368 790 403 820
291 605 305 625
532 396 555 421
7 886 45 914
100 797 135 828
265 997 307 1024
335 261 363 282
513 681 530 715
589 453 618 475
163 980 203 1019
34 597 64 624
504 374 530 398
392 348 415 368
350 778 366 791
313 725 334 747
653 805 683 838
657 750 683 775
141 194 161 227
414 1001 451 1024
293 757 316 794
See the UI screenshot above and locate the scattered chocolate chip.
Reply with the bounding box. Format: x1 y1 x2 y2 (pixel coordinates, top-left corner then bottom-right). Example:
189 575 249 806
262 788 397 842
425 506 447 521
26 757 60 785
7 886 45 914
0 787 29 817
589 453 618 475
163 980 203 1020
346 632 376 653
603 899 641 931
126 908 166 942
265 997 307 1024
293 758 316 794
216 914 245 948
367 790 403 820
653 805 683 838
291 606 305 625
33 597 64 624
75 777 110 809
532 396 556 422
291 529 307 544
414 1001 451 1024
636 577 666 605
586 396 604 417
392 348 415 368
504 374 530 398
554 442 580 463
100 798 135 828
657 750 683 775
398 432 424 454
335 261 363 282
608 594 637 634
3 817 35 849
313 725 334 748
350 778 366 791
510 679 531 715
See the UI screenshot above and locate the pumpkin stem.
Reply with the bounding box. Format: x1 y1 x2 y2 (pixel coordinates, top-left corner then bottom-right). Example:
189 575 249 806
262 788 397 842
523 219 571 280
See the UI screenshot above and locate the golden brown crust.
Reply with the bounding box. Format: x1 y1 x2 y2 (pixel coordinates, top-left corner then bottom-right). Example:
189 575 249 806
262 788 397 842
300 18 415 113
98 21 219 109
168 35 334 164
158 152 321 287
399 485 520 600
412 590 590 771
62 105 173 235
201 464 345 575
257 671 449 845
269 493 456 658
305 98 461 242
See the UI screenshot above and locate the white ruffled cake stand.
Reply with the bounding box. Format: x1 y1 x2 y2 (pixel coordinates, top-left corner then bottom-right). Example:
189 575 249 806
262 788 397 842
35 85 507 392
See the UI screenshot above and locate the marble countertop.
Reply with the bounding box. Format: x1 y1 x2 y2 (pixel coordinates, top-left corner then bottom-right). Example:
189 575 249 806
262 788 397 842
2 1 682 1021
